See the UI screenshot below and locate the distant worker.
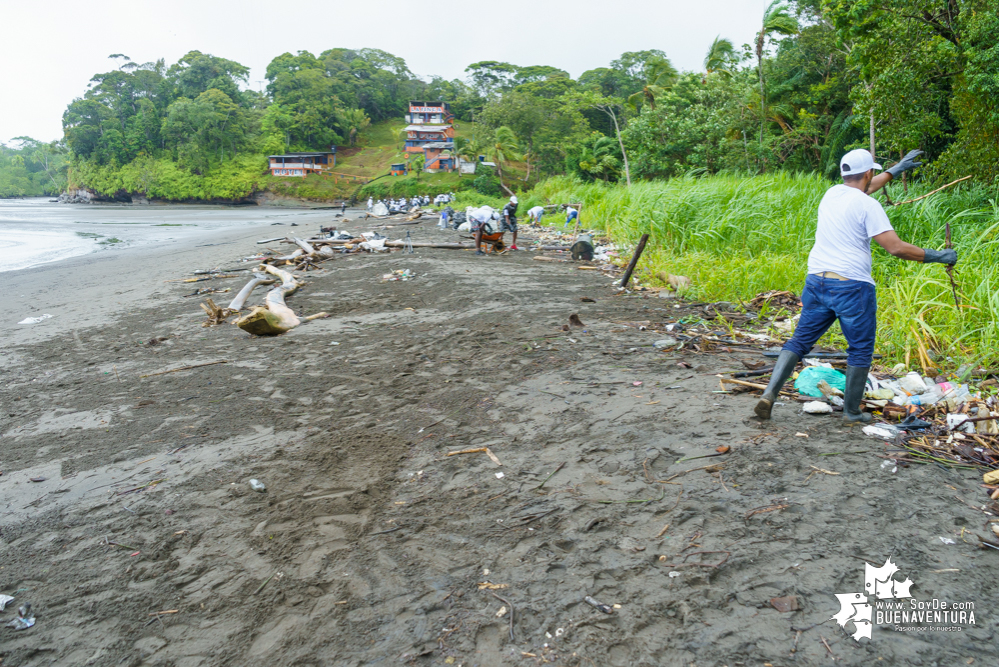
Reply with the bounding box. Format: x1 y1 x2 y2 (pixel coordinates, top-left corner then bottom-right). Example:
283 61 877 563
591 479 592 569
755 149 956 425
438 206 451 229
564 205 578 228
341 201 347 215
502 196 520 250
527 205 545 227
367 197 373 211
469 206 499 256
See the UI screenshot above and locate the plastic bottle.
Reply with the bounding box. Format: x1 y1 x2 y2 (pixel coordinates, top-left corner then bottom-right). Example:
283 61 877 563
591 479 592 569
907 385 943 406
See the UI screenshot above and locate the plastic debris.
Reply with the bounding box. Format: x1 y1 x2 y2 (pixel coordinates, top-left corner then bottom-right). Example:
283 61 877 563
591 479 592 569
984 470 999 485
7 604 34 630
17 314 53 325
899 372 928 395
249 479 266 492
939 536 956 545
802 401 833 414
863 425 898 439
946 414 975 433
668 571 682 578
0 594 14 611
584 595 613 614
794 366 846 397
653 337 678 349
381 269 414 282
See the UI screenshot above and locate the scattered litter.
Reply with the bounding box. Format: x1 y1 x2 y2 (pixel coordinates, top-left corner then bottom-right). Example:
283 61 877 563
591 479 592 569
899 372 928 395
496 606 508 617
381 269 414 282
984 470 999 485
863 425 898 440
249 479 266 492
7 604 34 630
939 536 956 545
715 445 730 454
881 460 898 473
584 596 613 614
495 472 505 479
668 571 682 578
946 414 975 433
477 582 508 590
770 596 799 613
795 432 809 438
802 401 833 415
17 314 52 325
632 381 643 387
795 367 846 398
654 337 678 349
0 594 14 611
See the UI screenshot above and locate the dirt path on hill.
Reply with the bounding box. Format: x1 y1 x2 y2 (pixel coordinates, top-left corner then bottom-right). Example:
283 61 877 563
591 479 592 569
0 214 996 667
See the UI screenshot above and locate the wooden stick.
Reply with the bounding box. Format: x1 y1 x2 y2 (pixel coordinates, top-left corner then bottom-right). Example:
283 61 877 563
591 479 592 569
140 360 228 378
888 175 972 206
619 233 649 289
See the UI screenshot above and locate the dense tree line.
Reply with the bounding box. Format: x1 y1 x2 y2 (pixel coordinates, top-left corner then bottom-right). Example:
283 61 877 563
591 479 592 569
0 138 69 197
50 0 999 194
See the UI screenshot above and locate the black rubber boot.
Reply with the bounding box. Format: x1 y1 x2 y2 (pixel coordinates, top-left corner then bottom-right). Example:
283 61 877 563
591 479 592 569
754 350 800 420
843 365 872 424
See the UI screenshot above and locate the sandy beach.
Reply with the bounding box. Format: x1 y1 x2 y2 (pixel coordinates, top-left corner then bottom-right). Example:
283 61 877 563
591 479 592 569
0 206 996 666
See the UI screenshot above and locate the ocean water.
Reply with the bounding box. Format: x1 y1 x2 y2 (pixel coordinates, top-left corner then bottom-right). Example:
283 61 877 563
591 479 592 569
0 198 334 273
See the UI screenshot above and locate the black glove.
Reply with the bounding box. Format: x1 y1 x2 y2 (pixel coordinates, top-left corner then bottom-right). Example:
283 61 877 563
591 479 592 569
923 248 957 265
886 150 923 179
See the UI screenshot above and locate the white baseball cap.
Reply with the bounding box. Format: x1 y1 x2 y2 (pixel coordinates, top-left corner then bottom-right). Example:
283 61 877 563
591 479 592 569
510 196 518 203
840 148 882 176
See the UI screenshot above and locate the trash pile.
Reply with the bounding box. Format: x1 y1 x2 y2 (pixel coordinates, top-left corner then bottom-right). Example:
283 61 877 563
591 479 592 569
382 269 414 282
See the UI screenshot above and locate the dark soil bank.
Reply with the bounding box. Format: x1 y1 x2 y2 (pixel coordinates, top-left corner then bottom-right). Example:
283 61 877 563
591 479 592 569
0 217 996 666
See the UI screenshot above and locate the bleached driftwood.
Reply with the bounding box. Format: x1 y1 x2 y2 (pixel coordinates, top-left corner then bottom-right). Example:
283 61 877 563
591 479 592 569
292 237 317 254
235 264 303 336
228 272 276 311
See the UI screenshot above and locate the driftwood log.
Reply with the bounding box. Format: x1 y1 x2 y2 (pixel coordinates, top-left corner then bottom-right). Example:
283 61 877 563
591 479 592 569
235 265 303 336
228 272 276 311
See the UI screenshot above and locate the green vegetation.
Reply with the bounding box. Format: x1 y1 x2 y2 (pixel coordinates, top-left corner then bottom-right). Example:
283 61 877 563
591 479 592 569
52 0 999 203
532 174 999 367
0 138 69 197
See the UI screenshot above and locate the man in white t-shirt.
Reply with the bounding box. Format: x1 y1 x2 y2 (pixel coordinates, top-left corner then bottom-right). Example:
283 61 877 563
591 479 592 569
755 148 957 424
469 206 499 256
527 205 545 226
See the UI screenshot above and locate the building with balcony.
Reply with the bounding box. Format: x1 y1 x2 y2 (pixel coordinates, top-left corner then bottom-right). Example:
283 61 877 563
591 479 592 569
404 125 455 153
405 101 454 125
268 151 336 177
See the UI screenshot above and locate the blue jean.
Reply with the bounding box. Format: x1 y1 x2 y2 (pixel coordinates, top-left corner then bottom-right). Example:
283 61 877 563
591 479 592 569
783 274 877 367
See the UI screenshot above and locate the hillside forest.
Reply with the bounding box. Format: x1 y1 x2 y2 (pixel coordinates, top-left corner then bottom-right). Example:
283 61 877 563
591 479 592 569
1 0 997 200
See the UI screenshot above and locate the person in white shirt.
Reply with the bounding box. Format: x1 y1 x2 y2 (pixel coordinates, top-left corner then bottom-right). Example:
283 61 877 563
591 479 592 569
527 205 545 226
367 197 373 211
468 206 499 256
755 148 957 424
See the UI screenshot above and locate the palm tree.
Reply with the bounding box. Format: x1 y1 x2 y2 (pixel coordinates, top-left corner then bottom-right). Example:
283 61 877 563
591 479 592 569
626 56 678 111
484 126 521 196
409 154 425 179
578 136 621 182
755 0 799 147
703 36 736 84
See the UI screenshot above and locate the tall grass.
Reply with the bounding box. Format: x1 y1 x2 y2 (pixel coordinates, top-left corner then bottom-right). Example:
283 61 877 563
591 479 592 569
531 174 999 369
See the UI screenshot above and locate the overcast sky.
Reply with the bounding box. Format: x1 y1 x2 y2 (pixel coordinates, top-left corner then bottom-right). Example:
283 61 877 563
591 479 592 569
1 0 765 144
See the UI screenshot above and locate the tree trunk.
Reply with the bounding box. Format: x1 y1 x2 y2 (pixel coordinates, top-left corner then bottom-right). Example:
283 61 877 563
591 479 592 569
606 106 631 187
869 112 876 160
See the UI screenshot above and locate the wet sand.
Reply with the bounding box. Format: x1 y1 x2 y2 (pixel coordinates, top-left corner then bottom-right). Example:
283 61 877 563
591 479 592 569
0 210 996 666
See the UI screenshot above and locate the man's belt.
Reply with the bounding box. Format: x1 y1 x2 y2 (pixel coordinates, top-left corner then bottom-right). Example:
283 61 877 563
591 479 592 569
812 271 850 281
